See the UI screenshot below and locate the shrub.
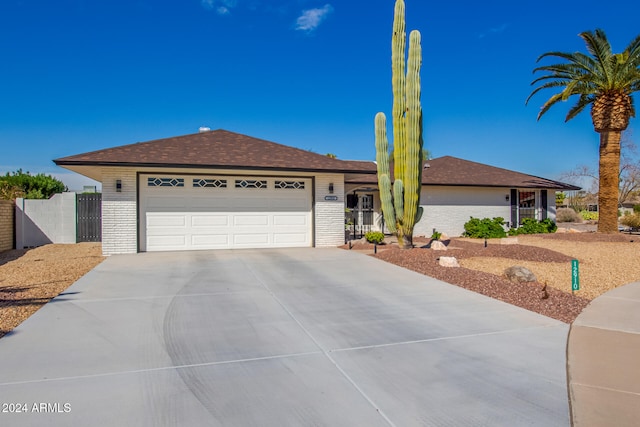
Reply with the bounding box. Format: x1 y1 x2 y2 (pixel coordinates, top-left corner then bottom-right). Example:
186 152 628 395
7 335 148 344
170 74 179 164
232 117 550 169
462 217 507 239
634 204 640 213
364 231 385 244
620 213 640 229
580 210 599 221
509 218 557 235
431 230 442 240
556 208 582 223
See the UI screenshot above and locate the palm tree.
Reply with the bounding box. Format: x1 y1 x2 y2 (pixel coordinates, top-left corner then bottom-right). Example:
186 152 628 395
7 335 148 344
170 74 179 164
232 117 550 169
527 29 640 233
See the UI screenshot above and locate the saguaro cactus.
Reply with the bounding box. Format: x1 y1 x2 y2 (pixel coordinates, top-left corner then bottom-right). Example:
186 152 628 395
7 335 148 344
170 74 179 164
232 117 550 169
375 0 423 249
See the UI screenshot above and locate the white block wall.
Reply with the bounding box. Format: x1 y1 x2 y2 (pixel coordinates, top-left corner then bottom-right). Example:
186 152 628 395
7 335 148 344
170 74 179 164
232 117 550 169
15 193 77 248
102 168 138 255
315 174 345 247
414 186 511 237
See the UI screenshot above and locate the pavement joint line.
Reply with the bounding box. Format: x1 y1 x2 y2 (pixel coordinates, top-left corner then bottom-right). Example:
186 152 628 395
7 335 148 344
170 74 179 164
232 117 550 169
329 324 564 353
602 295 640 303
241 258 398 427
573 323 640 336
0 350 323 387
52 289 264 304
571 382 640 396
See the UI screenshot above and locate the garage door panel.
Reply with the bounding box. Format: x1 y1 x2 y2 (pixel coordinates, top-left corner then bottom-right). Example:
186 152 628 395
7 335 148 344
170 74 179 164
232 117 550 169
191 234 229 247
148 235 187 248
234 233 270 245
273 214 307 226
147 215 187 228
140 175 312 251
234 215 269 226
273 233 308 244
191 215 229 227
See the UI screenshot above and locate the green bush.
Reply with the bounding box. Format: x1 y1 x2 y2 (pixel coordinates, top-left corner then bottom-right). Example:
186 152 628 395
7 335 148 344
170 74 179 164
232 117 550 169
431 230 442 240
364 231 385 244
580 210 599 221
509 218 557 235
556 207 581 223
620 213 640 229
634 205 640 213
0 169 66 200
462 217 507 239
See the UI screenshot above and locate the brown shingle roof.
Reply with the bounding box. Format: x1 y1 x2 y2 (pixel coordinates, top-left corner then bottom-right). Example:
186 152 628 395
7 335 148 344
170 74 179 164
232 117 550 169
54 129 377 174
346 156 580 190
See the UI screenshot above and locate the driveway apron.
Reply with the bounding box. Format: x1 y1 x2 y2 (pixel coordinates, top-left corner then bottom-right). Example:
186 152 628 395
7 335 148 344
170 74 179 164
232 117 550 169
0 248 569 426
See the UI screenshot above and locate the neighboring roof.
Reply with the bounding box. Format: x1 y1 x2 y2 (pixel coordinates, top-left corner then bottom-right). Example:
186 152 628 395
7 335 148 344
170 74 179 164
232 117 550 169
54 129 377 174
346 156 580 190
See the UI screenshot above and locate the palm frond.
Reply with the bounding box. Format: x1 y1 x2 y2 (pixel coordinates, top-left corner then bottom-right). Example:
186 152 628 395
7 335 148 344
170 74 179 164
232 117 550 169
529 28 639 124
537 93 564 120
565 94 596 122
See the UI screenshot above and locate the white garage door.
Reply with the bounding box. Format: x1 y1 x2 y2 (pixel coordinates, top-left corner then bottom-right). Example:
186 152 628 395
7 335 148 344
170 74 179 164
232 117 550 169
139 174 312 251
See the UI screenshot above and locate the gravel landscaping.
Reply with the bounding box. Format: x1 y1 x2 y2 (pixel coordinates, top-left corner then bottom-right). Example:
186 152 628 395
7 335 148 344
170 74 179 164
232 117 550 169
343 232 640 323
0 243 104 339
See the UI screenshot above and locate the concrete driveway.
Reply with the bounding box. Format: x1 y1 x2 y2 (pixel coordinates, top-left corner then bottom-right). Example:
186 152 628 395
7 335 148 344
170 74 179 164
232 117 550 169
0 249 569 426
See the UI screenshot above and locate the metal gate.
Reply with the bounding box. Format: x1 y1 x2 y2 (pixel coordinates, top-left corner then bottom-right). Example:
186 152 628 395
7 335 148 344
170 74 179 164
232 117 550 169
77 193 102 242
345 194 374 240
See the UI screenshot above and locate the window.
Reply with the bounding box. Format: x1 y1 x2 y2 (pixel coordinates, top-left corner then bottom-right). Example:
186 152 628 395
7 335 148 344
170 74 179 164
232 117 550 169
147 177 184 187
275 180 305 189
235 179 267 189
193 178 227 188
518 191 536 223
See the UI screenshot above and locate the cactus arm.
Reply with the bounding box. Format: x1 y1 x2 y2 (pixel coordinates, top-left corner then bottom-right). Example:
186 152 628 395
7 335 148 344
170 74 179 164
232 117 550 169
375 112 390 177
391 0 406 184
378 174 397 234
403 29 423 231
375 113 397 234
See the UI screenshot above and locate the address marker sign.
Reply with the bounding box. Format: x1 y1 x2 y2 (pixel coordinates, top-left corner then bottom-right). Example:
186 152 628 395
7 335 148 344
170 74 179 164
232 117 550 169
571 259 580 292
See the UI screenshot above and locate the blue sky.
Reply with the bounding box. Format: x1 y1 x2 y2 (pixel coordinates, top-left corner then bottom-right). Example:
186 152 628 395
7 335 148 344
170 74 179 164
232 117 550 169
1 0 638 190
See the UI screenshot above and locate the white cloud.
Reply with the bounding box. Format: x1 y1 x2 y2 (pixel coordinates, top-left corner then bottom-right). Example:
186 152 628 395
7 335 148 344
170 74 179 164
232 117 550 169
477 23 509 39
201 0 238 15
295 4 333 32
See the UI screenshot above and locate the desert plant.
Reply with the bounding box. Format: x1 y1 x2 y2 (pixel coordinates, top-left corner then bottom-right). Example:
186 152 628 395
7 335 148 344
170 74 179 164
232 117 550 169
463 217 507 239
365 231 385 245
580 211 599 221
375 0 424 249
634 204 640 213
527 29 640 233
556 207 582 223
620 213 640 229
431 230 442 240
510 218 557 235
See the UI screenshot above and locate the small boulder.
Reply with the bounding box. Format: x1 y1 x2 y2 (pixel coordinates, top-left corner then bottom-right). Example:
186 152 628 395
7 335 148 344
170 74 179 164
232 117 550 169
504 265 537 283
430 240 447 251
438 256 459 268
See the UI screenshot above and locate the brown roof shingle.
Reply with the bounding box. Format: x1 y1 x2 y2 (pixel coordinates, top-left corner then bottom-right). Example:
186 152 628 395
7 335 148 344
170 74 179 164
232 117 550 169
346 156 579 190
54 129 377 174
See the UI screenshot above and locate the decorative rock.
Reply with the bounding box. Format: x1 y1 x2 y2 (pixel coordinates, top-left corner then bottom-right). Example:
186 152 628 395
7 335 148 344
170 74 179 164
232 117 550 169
500 237 518 245
504 265 537 283
438 256 459 267
430 240 447 251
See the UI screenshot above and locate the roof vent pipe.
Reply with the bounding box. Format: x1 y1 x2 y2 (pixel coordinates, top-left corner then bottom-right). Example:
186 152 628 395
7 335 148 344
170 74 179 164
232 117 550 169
199 127 211 133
